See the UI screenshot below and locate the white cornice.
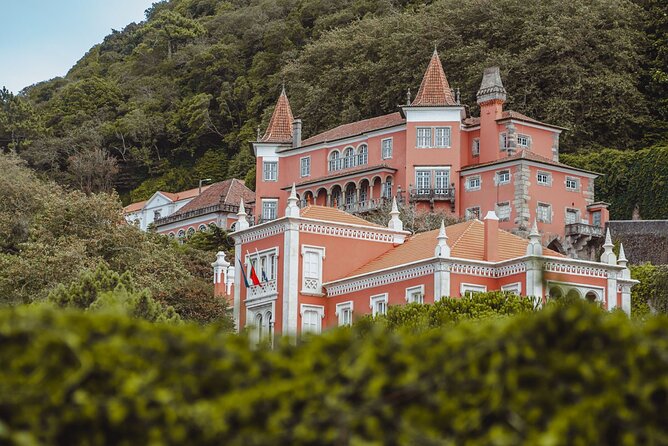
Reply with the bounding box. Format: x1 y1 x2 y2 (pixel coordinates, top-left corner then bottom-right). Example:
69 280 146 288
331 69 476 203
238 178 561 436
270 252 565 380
459 159 598 178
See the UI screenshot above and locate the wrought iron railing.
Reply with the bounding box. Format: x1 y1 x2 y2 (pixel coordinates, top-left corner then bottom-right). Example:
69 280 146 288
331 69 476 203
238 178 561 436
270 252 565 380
408 187 455 201
155 203 245 226
565 223 604 238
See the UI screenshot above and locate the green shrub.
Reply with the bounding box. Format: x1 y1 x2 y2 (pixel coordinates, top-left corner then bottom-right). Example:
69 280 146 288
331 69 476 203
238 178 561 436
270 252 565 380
1 301 667 444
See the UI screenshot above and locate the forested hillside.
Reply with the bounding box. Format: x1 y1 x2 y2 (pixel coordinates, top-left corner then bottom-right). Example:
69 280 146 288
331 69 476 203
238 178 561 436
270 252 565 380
0 0 666 205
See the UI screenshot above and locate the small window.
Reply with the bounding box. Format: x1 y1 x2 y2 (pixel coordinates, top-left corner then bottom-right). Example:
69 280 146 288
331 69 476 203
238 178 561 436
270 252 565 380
496 170 510 185
472 138 480 157
177 229 186 238
382 138 393 159
187 227 195 237
592 211 602 227
537 171 551 186
301 305 323 334
461 283 487 297
263 161 278 181
168 232 175 239
466 176 481 191
435 127 451 148
466 206 481 221
406 285 425 304
416 128 432 148
302 246 325 293
566 177 579 191
517 134 530 147
537 203 552 223
329 151 341 171
565 208 579 225
300 157 310 177
357 144 368 166
153 210 161 220
500 132 509 150
501 282 522 295
382 178 392 199
496 202 511 222
198 224 207 232
336 301 353 326
370 294 388 317
343 147 356 169
262 199 278 221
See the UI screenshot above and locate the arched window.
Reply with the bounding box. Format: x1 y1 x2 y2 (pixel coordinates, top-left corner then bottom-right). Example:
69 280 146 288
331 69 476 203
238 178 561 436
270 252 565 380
549 286 563 299
357 144 368 166
254 313 263 343
198 224 207 232
187 227 195 237
230 222 237 231
344 147 355 169
585 291 598 303
345 183 356 206
177 229 186 239
329 151 341 171
168 232 175 239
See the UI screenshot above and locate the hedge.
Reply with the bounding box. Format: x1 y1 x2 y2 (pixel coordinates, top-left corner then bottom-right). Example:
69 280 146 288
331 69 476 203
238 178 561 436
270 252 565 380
1 302 668 444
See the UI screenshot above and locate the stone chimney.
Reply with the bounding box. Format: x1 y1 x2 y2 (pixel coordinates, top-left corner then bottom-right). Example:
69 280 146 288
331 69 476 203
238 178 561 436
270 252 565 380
483 210 499 262
236 198 249 231
286 183 300 218
388 197 403 231
477 67 507 163
212 251 231 297
292 119 302 148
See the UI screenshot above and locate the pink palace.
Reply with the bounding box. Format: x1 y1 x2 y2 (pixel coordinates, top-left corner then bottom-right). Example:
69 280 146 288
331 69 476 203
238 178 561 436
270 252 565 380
210 51 637 339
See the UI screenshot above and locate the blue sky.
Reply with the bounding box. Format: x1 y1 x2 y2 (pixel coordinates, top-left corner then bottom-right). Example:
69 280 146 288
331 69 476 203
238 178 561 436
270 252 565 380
1 0 157 93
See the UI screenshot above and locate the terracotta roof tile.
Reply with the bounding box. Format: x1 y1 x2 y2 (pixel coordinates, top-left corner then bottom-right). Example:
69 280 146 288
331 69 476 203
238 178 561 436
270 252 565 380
348 220 562 277
123 200 147 213
261 88 294 143
300 112 405 147
300 205 385 228
463 110 562 129
173 179 255 215
122 185 212 214
411 49 456 107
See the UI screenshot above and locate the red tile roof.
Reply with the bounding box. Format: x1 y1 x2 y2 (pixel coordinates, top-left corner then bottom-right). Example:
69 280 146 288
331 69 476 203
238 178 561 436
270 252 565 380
300 205 385 228
300 112 405 147
347 220 563 277
463 110 563 129
173 179 255 215
261 88 294 143
460 149 598 174
411 49 457 107
122 185 212 214
123 200 147 213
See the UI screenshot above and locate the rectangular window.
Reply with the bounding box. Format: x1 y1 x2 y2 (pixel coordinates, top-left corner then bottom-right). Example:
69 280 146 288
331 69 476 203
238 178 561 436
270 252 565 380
517 134 530 147
466 175 481 191
537 171 551 186
565 208 579 225
301 305 323 334
466 206 481 221
537 203 552 223
261 199 278 221
592 211 602 227
496 202 511 222
566 177 580 191
302 246 325 294
300 157 310 177
370 294 388 317
416 170 431 195
501 282 522 295
500 132 508 150
336 301 353 326
472 138 480 157
406 285 425 304
461 283 487 297
496 170 510 185
382 138 393 159
381 179 392 199
416 128 432 148
247 248 278 281
434 169 450 193
435 127 451 148
263 161 278 181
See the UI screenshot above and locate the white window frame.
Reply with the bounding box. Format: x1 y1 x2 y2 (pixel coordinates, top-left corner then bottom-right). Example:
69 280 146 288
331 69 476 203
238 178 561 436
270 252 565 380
434 127 451 148
496 169 511 185
405 285 425 304
261 199 278 221
381 138 393 159
343 146 356 169
537 202 552 224
300 304 324 334
517 134 530 148
465 206 481 221
565 176 580 191
335 301 354 326
416 127 432 148
370 293 388 317
263 161 278 181
301 245 325 295
357 144 368 166
466 175 481 191
472 138 480 157
537 171 551 186
500 132 509 150
501 282 522 295
496 202 511 222
246 247 279 282
461 283 487 297
328 150 341 171
300 156 311 177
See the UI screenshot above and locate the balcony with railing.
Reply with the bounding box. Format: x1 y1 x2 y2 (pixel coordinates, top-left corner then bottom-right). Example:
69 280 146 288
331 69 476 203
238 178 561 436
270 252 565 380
565 223 604 238
246 279 278 300
155 203 244 227
409 187 455 202
338 198 388 213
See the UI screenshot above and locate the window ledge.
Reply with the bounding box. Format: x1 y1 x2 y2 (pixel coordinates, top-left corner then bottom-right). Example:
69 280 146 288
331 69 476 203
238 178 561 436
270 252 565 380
300 290 325 297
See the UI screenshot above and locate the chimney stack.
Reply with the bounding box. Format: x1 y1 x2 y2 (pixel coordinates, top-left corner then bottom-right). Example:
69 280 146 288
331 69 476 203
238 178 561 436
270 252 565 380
476 67 507 163
483 210 499 262
292 119 302 148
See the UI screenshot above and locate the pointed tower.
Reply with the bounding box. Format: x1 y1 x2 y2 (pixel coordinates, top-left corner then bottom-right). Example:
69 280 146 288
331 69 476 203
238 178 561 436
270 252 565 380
260 86 294 143
477 67 508 163
411 49 456 107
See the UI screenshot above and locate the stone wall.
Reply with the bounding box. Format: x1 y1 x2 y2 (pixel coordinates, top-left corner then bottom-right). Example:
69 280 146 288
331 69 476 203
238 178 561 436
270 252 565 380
607 220 668 265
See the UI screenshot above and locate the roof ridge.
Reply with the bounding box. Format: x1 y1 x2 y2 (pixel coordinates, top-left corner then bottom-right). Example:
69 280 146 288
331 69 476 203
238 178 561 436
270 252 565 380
222 178 234 205
449 220 478 250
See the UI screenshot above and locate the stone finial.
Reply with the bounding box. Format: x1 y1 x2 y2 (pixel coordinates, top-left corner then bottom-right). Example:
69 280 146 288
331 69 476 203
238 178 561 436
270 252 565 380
236 198 249 231
600 227 617 265
618 243 630 279
286 183 300 218
435 220 450 258
212 251 230 268
526 219 543 256
476 67 507 105
388 197 403 231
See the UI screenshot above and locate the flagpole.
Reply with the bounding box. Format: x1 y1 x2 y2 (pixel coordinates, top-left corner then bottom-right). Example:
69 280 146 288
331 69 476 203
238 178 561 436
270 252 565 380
254 247 266 287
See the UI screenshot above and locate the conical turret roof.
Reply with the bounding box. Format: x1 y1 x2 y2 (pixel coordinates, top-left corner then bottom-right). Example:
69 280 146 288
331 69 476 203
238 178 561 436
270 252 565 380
261 87 294 143
411 49 457 107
